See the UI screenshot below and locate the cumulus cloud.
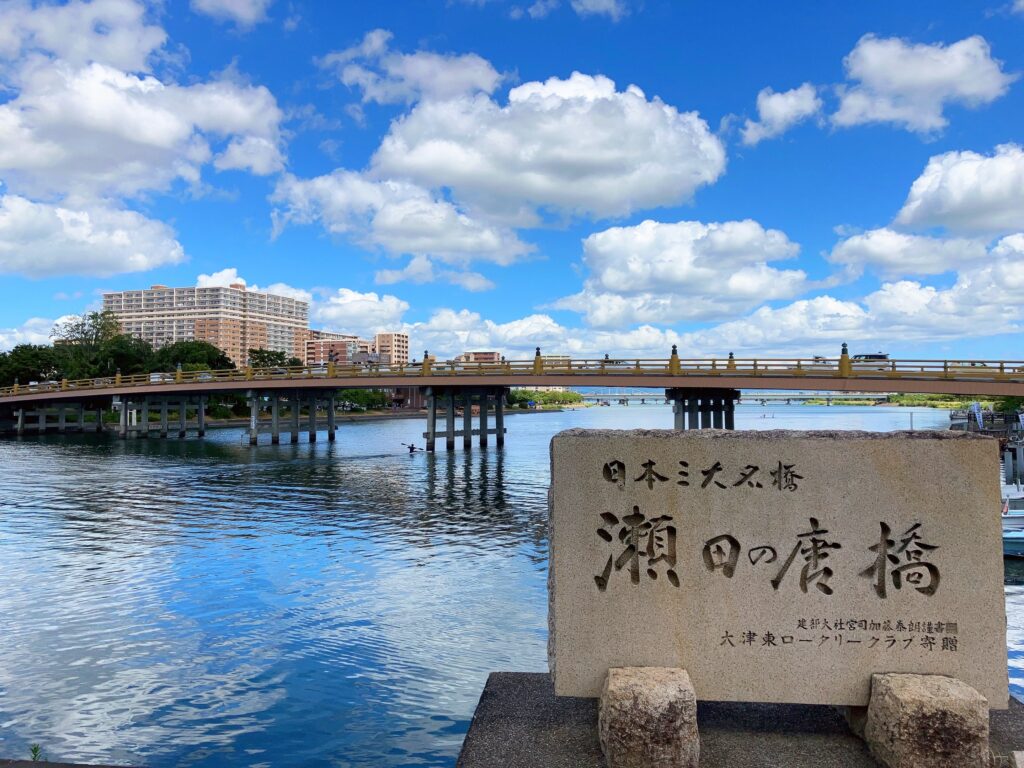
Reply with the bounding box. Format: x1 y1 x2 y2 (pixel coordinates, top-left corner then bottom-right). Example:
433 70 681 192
833 34 1016 134
828 228 987 278
0 316 61 351
372 71 726 222
569 0 628 20
271 171 531 267
895 144 1024 235
0 195 185 278
313 288 410 336
374 255 495 291
320 29 503 104
195 267 312 302
552 219 807 327
0 0 166 72
741 83 822 145
190 0 273 26
686 234 1024 353
0 61 285 199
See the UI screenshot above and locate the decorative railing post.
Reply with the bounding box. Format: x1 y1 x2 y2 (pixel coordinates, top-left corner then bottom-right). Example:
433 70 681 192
13 379 19 394
327 361 336 378
838 342 852 377
176 362 183 383
669 344 680 374
422 351 432 376
61 378 68 390
115 368 122 386
726 352 736 371
245 366 253 380
533 347 543 375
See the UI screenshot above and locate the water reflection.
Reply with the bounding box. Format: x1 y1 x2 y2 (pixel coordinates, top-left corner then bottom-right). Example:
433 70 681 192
0 404 1005 767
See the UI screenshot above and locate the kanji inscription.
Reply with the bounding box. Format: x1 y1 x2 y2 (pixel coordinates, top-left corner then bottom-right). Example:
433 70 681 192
549 429 1007 707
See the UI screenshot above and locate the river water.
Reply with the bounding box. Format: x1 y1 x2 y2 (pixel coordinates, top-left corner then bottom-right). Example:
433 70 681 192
0 404 1016 767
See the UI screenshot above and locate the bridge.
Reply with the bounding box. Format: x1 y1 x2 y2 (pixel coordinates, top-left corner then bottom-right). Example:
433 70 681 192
1 345 1022 449
579 391 889 404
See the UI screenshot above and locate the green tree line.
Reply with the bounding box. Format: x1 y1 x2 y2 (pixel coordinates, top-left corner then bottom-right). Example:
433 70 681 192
0 311 234 387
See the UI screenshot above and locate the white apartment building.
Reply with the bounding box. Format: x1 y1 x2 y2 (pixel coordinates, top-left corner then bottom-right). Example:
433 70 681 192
103 283 309 366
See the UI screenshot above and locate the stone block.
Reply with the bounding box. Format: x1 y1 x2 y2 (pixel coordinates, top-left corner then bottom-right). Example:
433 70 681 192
864 673 989 768
548 430 1009 706
598 667 699 768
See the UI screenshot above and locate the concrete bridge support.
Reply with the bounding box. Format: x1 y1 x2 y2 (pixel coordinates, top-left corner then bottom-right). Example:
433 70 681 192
116 396 205 439
422 386 508 451
667 388 740 430
246 390 335 446
14 403 90 435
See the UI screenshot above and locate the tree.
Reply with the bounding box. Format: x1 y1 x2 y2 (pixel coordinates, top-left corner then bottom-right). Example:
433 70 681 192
152 341 234 371
95 335 154 376
247 348 288 368
995 396 1024 413
2 344 63 385
51 310 122 346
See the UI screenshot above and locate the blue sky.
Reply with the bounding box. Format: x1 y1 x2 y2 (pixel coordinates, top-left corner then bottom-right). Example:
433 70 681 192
1 0 1023 360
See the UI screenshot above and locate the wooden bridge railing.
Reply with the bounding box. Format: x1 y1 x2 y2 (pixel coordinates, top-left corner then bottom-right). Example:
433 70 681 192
2 354 1024 399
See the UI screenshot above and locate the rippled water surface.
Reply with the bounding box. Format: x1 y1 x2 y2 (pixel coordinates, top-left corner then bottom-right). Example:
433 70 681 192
0 404 1014 766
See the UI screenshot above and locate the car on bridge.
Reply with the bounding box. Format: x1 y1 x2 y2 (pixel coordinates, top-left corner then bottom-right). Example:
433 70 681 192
852 352 890 371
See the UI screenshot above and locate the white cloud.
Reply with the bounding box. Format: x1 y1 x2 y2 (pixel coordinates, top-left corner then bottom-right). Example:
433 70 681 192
372 71 726 222
741 83 821 145
552 219 807 326
0 61 285 199
833 34 1016 133
0 0 166 72
0 316 59 351
190 0 273 26
374 255 495 291
828 228 987 277
320 29 503 104
896 144 1024 235
271 171 531 266
569 0 627 20
686 234 1024 353
196 267 247 287
0 195 185 278
1015 0 1024 13
313 288 410 336
195 267 312 302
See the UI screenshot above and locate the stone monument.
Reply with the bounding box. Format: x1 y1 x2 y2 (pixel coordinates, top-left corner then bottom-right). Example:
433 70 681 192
548 429 1008 708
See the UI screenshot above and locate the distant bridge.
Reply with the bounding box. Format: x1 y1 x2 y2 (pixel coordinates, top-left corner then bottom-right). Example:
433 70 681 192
578 391 890 404
1 347 1021 448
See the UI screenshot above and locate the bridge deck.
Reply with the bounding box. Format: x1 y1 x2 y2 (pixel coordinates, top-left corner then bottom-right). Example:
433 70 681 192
2 356 1023 406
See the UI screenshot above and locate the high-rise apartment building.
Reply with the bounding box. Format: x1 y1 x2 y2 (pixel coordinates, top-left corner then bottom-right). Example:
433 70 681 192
374 332 409 365
103 283 309 366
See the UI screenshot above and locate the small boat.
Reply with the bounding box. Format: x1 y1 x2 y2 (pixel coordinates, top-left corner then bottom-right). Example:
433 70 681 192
1006 530 1024 558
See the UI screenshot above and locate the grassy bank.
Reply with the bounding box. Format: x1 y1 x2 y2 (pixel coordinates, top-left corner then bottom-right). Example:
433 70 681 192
885 394 993 409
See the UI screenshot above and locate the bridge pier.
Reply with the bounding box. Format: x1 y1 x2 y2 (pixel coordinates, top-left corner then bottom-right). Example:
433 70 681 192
422 387 508 451
308 395 317 442
140 399 150 438
197 396 206 438
667 388 740 430
160 400 169 438
271 394 281 444
327 393 336 442
291 392 300 444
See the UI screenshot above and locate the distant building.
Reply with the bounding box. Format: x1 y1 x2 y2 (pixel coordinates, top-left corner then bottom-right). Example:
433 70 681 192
374 332 409 365
103 283 308 366
457 351 501 363
305 329 359 365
